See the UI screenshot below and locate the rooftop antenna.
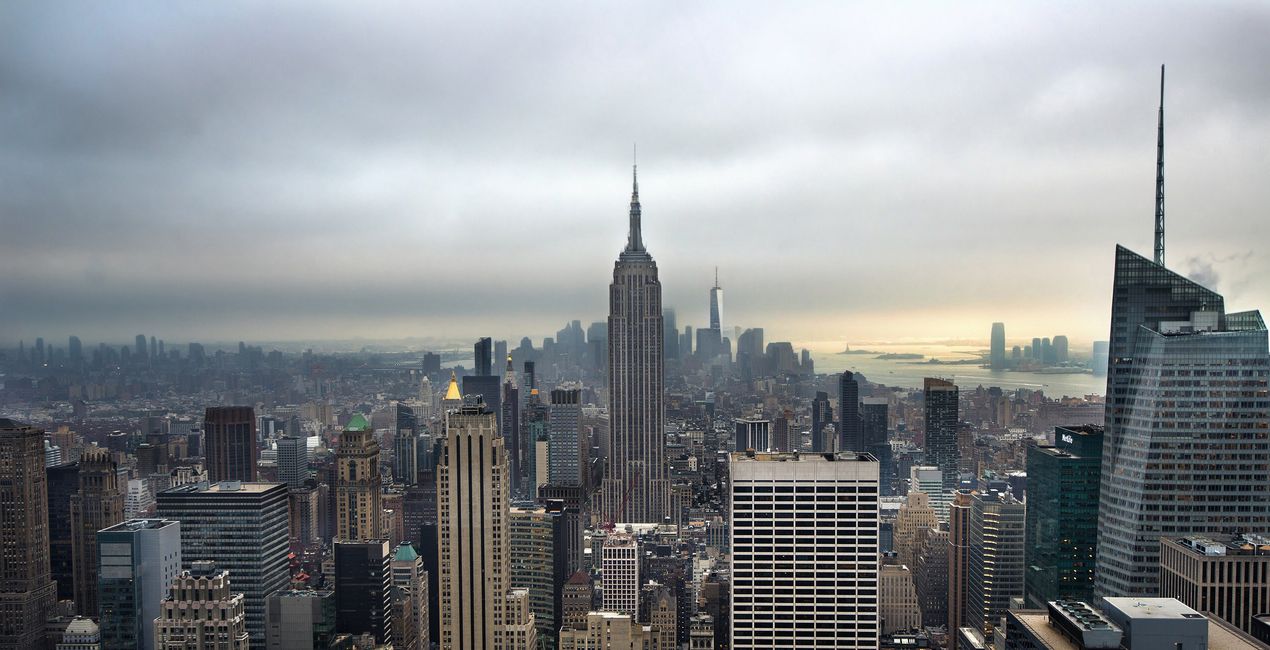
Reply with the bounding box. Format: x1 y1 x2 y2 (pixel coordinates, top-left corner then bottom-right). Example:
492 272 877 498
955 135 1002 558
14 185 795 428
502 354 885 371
1154 64 1166 266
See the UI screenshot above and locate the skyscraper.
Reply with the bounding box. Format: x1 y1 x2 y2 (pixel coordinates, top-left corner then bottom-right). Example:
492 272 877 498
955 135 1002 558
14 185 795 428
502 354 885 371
548 388 583 487
1025 425 1102 607
391 543 430 650
337 413 383 541
437 398 519 649
603 165 669 524
601 533 639 617
964 490 1026 636
97 519 183 650
501 357 521 496
153 561 248 650
277 434 309 489
729 451 880 648
839 371 863 452
71 446 125 616
1097 245 1270 597
923 378 959 492
475 337 493 376
508 507 557 645
47 460 79 601
662 308 679 361
203 406 258 483
989 322 1006 369
335 539 393 643
156 481 290 646
947 490 973 637
0 419 58 650
810 391 832 453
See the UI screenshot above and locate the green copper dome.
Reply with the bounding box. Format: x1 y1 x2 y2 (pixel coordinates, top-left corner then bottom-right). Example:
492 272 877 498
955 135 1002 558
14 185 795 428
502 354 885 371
345 413 370 432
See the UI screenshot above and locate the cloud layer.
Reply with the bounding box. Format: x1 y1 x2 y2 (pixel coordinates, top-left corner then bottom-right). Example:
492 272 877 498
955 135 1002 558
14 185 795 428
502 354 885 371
3 1 1269 349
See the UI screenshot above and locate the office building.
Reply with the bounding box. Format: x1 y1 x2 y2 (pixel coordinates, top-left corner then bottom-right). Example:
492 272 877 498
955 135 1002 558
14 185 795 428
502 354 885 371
558 611 650 650
1097 245 1270 597
810 391 832 453
501 357 522 497
265 589 335 650
203 406 258 483
97 519 182 650
880 563 921 634
71 447 125 616
548 388 584 487
560 571 592 631
947 490 973 637
913 528 949 629
474 337 493 376
709 268 723 331
336 413 382 541
391 543 430 650
839 371 863 451
733 418 770 453
990 323 1006 369
156 481 289 646
1159 534 1270 635
964 490 1026 636
923 378 959 492
154 561 248 650
894 489 938 569
602 166 670 524
394 430 419 488
1025 425 1102 607
437 398 519 649
56 617 100 650
730 451 880 649
334 539 392 643
277 435 309 489
0 419 57 650
663 308 679 361
47 460 80 601
508 508 557 646
601 533 639 618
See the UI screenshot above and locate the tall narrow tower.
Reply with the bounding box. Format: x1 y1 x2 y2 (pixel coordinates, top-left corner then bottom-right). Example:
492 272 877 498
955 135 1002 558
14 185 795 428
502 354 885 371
709 267 723 332
1154 64 1166 266
603 164 669 524
337 413 383 541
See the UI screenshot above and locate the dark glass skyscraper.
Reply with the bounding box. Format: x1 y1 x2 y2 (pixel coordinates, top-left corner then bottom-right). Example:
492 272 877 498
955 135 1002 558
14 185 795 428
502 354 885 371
923 378 959 492
603 165 669 524
335 539 393 643
810 391 832 453
1096 245 1270 597
474 337 493 376
203 406 258 483
1025 425 1102 607
838 371 862 452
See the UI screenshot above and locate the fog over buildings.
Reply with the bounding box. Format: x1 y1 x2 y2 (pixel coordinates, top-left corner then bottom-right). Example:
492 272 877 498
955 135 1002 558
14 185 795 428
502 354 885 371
3 2 1270 348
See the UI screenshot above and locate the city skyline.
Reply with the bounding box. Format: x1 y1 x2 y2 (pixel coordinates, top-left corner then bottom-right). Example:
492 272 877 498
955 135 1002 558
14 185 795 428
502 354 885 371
4 3 1270 346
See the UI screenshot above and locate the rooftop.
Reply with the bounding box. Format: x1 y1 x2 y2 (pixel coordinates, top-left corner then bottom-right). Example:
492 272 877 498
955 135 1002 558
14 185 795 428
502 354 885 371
100 518 180 533
729 450 877 463
345 413 370 432
162 480 285 495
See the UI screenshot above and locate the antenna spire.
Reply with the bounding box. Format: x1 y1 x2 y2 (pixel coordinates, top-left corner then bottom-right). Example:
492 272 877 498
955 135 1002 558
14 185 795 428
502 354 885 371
625 149 644 253
1154 64 1166 266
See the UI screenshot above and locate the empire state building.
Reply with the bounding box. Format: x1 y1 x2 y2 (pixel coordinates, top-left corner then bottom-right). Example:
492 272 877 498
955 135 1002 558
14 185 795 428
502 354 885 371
603 166 670 524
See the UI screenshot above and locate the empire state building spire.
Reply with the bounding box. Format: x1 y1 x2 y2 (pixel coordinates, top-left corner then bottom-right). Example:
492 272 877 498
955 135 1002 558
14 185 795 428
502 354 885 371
626 163 644 253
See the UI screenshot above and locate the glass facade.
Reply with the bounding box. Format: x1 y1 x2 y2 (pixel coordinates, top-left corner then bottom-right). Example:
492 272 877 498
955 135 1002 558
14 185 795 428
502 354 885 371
1024 426 1102 607
1097 245 1270 597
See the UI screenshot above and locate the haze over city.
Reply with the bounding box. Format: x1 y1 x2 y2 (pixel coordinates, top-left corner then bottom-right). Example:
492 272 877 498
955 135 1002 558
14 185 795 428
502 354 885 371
4 2 1270 348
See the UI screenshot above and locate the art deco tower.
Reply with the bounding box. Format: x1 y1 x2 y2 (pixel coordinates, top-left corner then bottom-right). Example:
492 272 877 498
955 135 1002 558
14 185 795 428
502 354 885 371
337 413 383 541
0 419 57 650
603 165 669 524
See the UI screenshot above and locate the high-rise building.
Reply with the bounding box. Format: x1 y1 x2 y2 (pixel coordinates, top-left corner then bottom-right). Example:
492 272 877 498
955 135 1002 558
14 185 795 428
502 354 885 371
603 165 669 525
156 481 289 646
893 489 937 570
1051 334 1069 363
394 431 419 488
508 508 556 645
733 418 770 453
437 398 523 649
601 533 639 618
989 322 1006 369
0 419 57 650
154 561 248 650
56 617 99 650
391 543 430 650
548 388 583 487
47 460 80 601
135 334 148 362
662 308 679 362
336 413 382 541
558 612 650 650
964 490 1026 636
97 519 182 650
810 391 832 453
839 371 863 452
1025 425 1103 607
880 563 921 634
913 528 949 629
335 539 392 643
947 490 973 638
560 571 593 631
862 398 891 494
709 268 723 331
474 337 493 376
501 357 522 497
1097 245 1270 598
1159 535 1270 636
277 434 309 489
923 378 959 493
203 406 258 483
266 589 336 650
730 451 880 648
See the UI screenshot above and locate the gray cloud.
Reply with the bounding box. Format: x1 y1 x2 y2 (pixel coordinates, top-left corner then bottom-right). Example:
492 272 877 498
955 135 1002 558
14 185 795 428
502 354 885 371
3 1 1270 348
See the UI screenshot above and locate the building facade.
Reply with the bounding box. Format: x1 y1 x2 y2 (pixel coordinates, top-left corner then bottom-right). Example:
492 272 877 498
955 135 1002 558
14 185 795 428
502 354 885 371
203 406 258 483
1159 535 1270 636
334 539 392 643
153 562 248 650
601 533 640 618
97 519 182 650
336 413 383 542
964 490 1026 636
0 419 58 650
71 446 125 616
1024 425 1102 607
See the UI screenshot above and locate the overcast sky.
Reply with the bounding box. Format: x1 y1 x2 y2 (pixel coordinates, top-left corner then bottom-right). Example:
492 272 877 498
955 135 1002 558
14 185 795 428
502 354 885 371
3 1 1268 351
